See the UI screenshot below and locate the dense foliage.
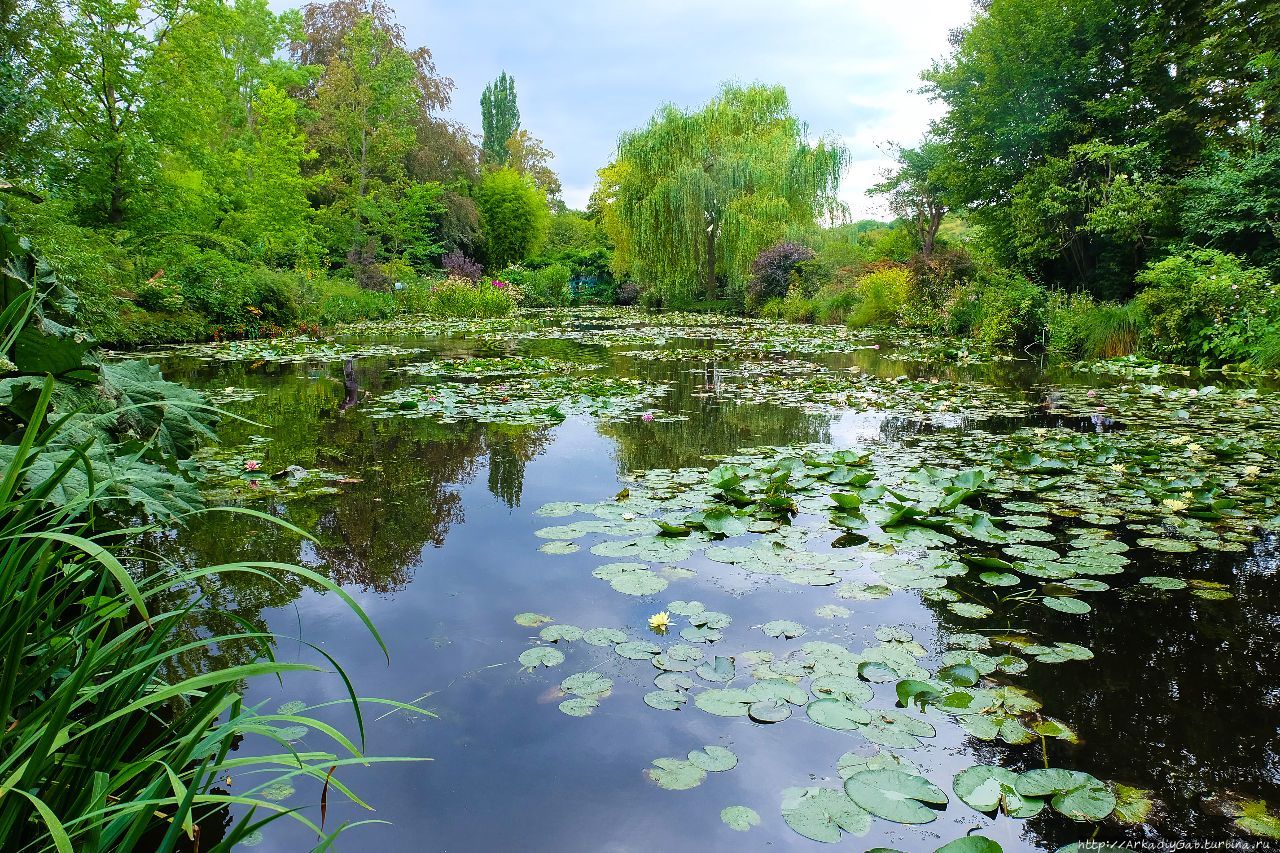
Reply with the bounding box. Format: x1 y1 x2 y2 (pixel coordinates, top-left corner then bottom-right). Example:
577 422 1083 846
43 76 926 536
597 83 846 307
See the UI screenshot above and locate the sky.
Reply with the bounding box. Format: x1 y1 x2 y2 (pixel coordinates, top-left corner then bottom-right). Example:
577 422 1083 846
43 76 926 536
369 1 975 217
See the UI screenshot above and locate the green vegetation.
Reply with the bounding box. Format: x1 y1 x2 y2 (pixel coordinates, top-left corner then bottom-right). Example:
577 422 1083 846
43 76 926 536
0 222 423 850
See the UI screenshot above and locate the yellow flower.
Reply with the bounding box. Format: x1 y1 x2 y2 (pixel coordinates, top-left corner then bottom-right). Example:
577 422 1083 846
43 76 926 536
1109 463 1126 473
1186 443 1202 453
648 612 671 632
1161 498 1189 512
1244 465 1261 477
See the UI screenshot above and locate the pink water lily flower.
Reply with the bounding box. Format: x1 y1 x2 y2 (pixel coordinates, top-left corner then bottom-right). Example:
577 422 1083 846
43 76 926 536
642 413 655 422
244 460 261 471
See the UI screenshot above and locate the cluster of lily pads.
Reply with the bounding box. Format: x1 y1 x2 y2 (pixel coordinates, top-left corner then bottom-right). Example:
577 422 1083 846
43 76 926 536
138 336 434 364
367 375 675 425
392 355 599 379
191 436 348 501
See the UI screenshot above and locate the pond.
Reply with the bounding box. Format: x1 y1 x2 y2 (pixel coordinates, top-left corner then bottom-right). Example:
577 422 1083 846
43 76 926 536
139 309 1280 851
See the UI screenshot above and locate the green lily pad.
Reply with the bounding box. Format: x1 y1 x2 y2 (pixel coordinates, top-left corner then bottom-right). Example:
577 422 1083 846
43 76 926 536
1139 575 1187 590
762 620 807 639
721 805 761 831
806 698 873 730
514 612 553 627
643 690 687 710
1043 596 1091 614
696 656 736 683
688 745 737 772
844 768 948 824
538 541 580 555
953 765 1044 817
695 688 755 717
540 624 583 643
558 697 598 716
1015 769 1115 821
947 602 993 619
935 838 1002 853
647 757 706 790
583 627 627 646
748 698 792 722
1229 799 1280 838
561 671 612 699
518 646 565 670
781 786 870 842
614 640 661 660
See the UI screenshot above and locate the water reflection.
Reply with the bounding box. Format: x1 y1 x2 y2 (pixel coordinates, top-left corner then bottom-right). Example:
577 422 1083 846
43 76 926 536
140 324 1280 852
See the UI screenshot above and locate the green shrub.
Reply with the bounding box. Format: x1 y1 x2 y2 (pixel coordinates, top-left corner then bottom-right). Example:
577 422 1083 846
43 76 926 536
405 276 516 318
295 273 398 326
847 267 913 327
778 286 815 323
1134 248 1273 364
1047 292 1144 358
507 262 570 308
966 269 1048 349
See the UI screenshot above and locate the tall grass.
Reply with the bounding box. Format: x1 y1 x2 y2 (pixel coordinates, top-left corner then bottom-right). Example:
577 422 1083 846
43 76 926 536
1047 293 1143 359
0 379 426 853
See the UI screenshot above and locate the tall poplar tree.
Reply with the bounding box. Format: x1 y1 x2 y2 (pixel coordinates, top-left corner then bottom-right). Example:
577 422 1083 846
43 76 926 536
480 71 519 166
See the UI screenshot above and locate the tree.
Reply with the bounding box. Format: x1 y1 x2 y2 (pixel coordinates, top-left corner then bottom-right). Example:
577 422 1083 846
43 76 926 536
871 139 951 257
480 71 519 166
222 83 320 264
505 129 561 205
599 83 846 302
921 0 1276 293
395 181 448 271
476 167 548 269
309 14 419 283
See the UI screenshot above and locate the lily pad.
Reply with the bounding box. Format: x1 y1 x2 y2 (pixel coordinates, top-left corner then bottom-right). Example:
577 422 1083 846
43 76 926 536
695 688 755 717
762 620 807 639
647 757 706 790
514 612 553 627
517 646 565 670
643 690 687 710
721 805 761 831
806 698 873 730
688 745 737 772
1015 769 1115 821
558 697 598 716
781 786 870 842
844 769 948 824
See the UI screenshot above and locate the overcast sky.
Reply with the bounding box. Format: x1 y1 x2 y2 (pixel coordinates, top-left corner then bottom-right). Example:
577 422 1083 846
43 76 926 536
359 1 975 217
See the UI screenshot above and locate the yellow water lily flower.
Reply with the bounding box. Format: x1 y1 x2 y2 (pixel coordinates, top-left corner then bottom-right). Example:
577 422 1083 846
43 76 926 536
648 611 671 632
1109 463 1126 473
1244 465 1261 477
1186 443 1202 453
1161 498 1189 512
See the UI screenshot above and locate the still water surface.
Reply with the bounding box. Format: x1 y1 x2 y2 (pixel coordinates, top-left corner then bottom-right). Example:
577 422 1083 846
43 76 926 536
147 312 1280 852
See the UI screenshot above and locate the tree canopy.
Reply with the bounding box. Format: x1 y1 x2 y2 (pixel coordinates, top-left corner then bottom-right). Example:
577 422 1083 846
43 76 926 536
597 83 846 303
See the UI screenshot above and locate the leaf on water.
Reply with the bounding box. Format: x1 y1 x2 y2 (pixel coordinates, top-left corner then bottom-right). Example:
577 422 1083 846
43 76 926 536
844 768 948 825
688 745 738 772
582 627 627 647
947 602 993 619
696 655 736 683
540 625 583 643
748 698 792 723
762 620 807 639
806 698 873 730
816 604 852 618
1043 596 1091 614
514 612 553 627
721 805 761 831
517 646 565 670
935 837 1003 853
1112 783 1155 824
953 765 1044 818
781 786 871 842
561 671 612 699
538 541 580 554
647 757 706 790
614 640 661 660
643 690 687 711
558 697 598 717
695 688 755 717
1139 576 1187 590
1015 769 1115 821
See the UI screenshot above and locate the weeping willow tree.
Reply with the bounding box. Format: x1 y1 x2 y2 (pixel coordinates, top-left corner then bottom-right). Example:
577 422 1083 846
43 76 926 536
598 83 847 303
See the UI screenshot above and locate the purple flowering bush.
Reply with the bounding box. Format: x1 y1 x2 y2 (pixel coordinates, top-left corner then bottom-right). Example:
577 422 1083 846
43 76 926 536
747 242 817 308
442 251 483 282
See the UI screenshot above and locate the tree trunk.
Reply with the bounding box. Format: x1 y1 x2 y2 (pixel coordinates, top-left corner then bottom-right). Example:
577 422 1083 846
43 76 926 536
704 226 717 299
